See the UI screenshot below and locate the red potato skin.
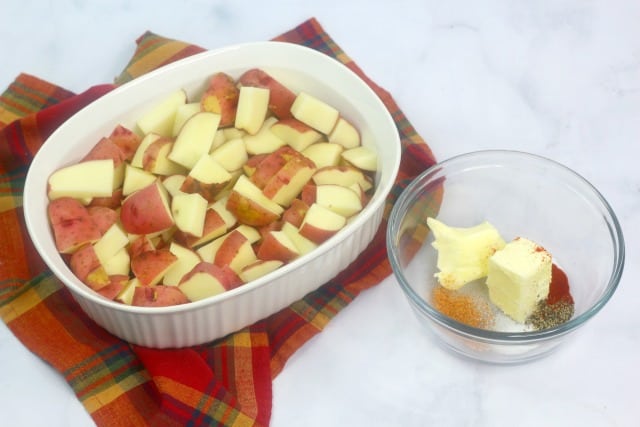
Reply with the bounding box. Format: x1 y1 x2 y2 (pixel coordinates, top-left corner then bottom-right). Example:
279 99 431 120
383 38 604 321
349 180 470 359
300 184 316 207
132 285 189 307
312 165 365 185
200 72 239 127
180 261 242 291
226 190 280 227
95 275 129 300
141 136 173 172
179 175 227 203
216 264 243 290
298 222 339 245
89 188 123 209
128 235 155 258
69 243 101 283
256 232 298 263
243 153 268 177
213 230 248 268
249 146 297 189
256 220 282 242
282 198 309 228
131 249 178 286
180 208 228 248
48 197 102 253
261 154 316 200
81 136 126 167
271 118 319 139
238 68 296 119
120 182 174 234
109 125 141 161
87 206 118 235
85 268 111 291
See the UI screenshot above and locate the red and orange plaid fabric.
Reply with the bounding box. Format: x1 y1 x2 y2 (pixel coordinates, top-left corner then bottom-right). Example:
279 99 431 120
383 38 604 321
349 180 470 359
0 18 436 426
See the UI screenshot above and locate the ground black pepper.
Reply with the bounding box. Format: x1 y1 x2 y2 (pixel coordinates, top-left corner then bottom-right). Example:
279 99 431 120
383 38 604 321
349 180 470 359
527 299 574 330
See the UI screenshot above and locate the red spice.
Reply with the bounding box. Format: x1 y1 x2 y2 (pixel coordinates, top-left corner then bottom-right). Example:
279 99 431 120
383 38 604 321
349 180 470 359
547 264 573 305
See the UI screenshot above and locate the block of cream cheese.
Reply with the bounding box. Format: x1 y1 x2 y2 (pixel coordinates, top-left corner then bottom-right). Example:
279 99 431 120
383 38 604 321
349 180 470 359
486 237 552 322
427 217 506 290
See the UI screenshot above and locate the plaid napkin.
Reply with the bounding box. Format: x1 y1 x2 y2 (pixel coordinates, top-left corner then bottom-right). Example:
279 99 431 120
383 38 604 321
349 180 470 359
0 18 436 426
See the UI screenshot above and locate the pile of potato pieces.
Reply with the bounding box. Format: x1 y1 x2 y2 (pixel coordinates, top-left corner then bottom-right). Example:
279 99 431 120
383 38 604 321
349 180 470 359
46 68 379 307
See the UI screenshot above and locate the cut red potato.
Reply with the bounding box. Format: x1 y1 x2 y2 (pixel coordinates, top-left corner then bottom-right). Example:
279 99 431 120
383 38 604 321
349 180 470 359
239 259 284 283
315 184 363 218
281 221 318 255
46 68 379 307
161 174 187 198
96 275 130 301
328 117 360 149
172 102 201 137
238 68 296 119
222 127 246 141
209 137 248 172
102 248 131 276
120 181 174 235
81 137 127 189
262 154 316 207
47 159 114 201
123 164 157 196
84 267 112 291
235 224 262 244
69 243 102 284
169 111 221 169
271 118 323 152
298 203 347 244
200 72 240 128
180 155 232 202
210 197 237 230
301 142 343 169
87 206 118 235
171 192 208 237
109 125 142 161
128 235 155 258
142 137 185 176
312 165 373 192
341 146 378 172
244 117 286 155
130 249 178 286
226 175 284 226
178 262 241 302
249 146 298 189
177 205 230 248
88 188 123 209
48 197 102 253
256 230 299 263
114 278 138 305
282 198 310 228
131 133 162 168
213 229 257 274
210 129 227 152
163 243 202 286
136 89 187 137
290 92 339 134
235 86 270 135
132 285 189 307
93 223 129 267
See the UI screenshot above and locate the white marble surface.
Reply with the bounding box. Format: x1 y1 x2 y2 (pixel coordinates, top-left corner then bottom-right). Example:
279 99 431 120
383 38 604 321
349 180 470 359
1 0 639 425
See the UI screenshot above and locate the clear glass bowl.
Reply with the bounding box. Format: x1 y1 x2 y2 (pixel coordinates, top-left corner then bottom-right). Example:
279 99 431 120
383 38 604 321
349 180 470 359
386 150 625 363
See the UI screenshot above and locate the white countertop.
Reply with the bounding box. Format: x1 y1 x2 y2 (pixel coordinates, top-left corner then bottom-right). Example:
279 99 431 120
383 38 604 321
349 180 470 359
1 1 638 425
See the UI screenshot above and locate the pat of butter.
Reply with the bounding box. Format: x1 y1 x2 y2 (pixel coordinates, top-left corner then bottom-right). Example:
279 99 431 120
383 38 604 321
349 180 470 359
486 237 552 323
427 217 506 290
